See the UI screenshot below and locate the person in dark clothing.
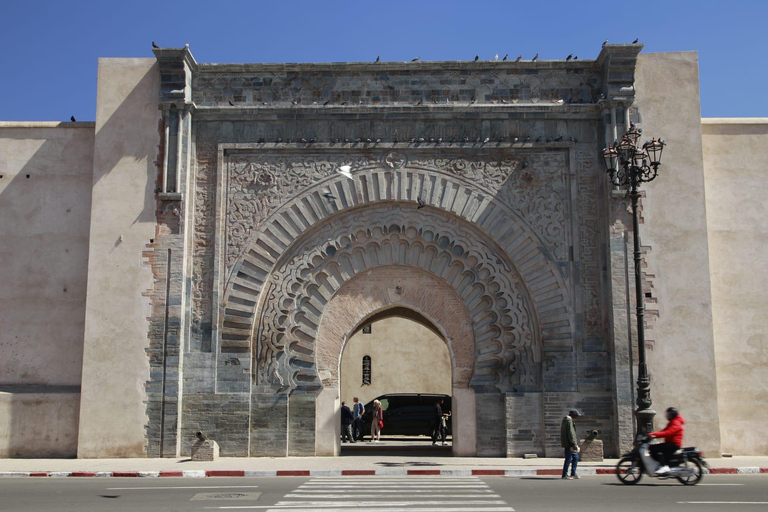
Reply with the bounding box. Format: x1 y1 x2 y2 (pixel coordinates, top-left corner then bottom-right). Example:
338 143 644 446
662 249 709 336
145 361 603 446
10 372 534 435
340 401 355 443
431 399 449 446
560 409 581 479
649 407 685 474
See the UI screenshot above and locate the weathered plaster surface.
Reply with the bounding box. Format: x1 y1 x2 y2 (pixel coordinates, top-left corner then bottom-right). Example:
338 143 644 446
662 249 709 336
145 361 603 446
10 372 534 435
0 387 80 457
0 123 93 386
77 59 160 458
702 118 768 455
634 52 721 454
0 122 93 457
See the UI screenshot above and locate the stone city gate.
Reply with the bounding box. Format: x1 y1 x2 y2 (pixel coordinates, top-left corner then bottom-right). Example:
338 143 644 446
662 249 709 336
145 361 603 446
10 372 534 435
144 45 643 458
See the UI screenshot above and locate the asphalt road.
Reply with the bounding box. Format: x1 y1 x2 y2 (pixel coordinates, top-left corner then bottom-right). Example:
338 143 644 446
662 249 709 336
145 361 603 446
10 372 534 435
1 474 766 511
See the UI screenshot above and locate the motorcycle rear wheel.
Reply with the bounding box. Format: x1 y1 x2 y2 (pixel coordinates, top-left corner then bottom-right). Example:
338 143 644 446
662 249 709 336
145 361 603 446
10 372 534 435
676 458 703 485
616 457 643 485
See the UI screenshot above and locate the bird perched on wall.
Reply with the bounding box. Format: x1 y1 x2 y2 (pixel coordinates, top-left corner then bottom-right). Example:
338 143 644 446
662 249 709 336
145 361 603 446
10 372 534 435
474 55 479 61
375 56 381 63
152 41 159 49
411 56 420 62
417 195 427 209
603 39 609 47
566 54 573 61
494 53 499 61
532 53 539 61
321 187 337 202
503 54 509 61
515 55 522 62
229 100 235 106
337 165 353 180
632 38 639 44
70 116 76 122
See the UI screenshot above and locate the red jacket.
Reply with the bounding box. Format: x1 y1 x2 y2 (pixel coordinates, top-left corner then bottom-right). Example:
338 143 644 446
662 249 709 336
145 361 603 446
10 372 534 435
650 414 685 447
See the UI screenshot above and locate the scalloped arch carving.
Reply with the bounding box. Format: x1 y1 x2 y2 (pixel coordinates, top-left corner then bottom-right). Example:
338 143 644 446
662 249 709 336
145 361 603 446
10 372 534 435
220 151 572 365
249 204 549 393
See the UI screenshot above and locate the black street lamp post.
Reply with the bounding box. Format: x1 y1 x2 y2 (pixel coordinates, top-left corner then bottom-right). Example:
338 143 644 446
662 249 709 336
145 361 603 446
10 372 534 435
603 125 666 437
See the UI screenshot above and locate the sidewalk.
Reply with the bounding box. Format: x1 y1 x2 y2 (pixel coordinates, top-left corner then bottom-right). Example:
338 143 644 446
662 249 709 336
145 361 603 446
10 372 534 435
1 453 767 478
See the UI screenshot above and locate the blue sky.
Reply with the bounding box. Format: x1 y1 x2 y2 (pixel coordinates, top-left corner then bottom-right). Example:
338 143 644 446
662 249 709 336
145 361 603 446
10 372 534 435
1 0 765 121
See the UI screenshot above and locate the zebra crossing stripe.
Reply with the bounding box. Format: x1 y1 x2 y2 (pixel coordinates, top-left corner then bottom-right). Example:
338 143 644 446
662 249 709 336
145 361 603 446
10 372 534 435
219 474 517 511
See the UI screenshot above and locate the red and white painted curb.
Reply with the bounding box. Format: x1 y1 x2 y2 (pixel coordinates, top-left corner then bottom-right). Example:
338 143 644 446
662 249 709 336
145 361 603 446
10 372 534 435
0 467 766 478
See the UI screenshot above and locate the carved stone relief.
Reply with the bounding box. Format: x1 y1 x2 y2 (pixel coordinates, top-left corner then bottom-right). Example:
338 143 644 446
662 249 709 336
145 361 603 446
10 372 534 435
225 149 567 276
253 204 537 393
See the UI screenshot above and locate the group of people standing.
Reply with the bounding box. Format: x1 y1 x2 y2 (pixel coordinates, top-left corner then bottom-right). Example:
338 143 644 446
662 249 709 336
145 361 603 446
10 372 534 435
340 397 383 443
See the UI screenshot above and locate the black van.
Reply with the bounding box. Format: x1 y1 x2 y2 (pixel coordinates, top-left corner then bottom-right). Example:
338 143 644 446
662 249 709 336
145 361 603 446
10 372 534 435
360 393 451 439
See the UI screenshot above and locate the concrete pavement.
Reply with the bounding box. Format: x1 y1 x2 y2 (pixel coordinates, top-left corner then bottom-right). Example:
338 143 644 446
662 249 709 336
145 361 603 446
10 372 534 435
1 452 766 478
2 474 768 512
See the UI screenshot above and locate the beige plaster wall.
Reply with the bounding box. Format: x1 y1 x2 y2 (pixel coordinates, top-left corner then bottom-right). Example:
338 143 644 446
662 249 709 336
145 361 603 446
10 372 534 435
0 123 94 386
0 122 94 457
340 316 451 405
0 388 80 457
77 59 160 457
634 52 721 454
702 118 768 455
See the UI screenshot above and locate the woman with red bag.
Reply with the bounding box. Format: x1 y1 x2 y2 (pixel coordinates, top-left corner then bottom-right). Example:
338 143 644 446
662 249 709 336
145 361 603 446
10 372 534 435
370 399 383 442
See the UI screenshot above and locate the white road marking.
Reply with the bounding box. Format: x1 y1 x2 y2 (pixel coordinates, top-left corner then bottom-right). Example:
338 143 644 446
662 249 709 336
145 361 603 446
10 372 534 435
220 474 515 511
208 508 516 511
285 494 502 498
698 484 745 486
262 500 507 506
678 502 768 505
291 489 494 494
299 484 488 488
107 485 260 490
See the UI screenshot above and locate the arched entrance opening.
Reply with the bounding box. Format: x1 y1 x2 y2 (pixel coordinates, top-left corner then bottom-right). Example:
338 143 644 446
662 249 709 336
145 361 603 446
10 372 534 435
313 264 478 456
339 308 452 447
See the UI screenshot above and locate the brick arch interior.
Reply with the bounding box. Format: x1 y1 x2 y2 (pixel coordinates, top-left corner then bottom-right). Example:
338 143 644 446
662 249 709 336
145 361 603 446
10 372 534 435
313 265 478 456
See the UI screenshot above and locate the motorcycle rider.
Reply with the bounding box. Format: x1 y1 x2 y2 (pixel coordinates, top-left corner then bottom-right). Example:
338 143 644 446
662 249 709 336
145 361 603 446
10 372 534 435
648 407 685 475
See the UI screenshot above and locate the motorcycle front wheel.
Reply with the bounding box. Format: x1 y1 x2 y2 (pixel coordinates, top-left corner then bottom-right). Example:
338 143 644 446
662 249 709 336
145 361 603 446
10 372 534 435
616 457 643 485
676 458 703 485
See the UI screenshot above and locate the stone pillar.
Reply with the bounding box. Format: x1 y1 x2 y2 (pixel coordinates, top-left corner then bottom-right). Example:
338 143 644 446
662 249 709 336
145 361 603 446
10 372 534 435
288 391 317 456
505 392 544 456
250 392 288 457
474 390 506 457
315 387 340 456
452 387 476 456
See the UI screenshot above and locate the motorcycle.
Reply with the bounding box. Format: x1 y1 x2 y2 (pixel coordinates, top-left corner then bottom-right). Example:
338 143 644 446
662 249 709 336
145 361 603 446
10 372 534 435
616 434 708 485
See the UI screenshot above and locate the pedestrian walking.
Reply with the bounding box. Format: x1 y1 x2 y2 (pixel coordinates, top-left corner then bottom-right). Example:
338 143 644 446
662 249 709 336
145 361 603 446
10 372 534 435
352 396 365 441
560 408 581 479
340 401 355 443
431 398 449 446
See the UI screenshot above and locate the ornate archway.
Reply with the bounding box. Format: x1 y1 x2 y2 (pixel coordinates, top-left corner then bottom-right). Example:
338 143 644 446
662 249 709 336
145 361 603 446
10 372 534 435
313 265 477 456
214 149 575 456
